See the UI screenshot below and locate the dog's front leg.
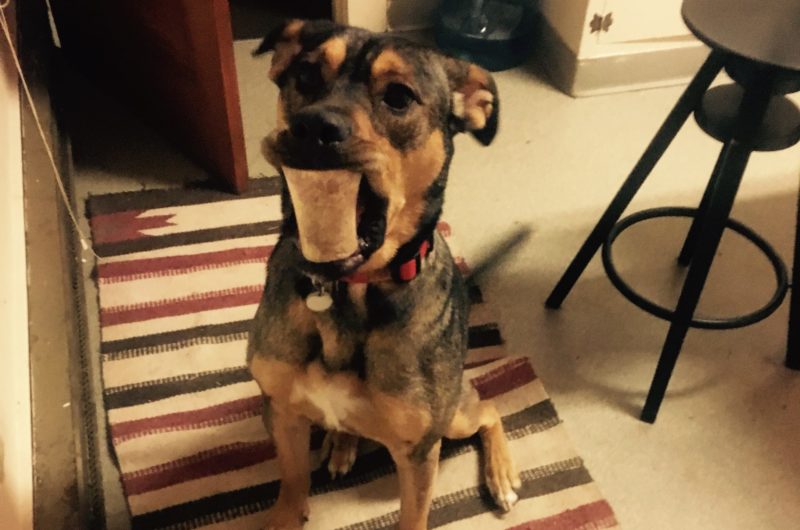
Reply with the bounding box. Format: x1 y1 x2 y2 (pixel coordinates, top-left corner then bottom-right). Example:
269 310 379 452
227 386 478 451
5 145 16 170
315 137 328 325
264 407 312 530
389 440 441 530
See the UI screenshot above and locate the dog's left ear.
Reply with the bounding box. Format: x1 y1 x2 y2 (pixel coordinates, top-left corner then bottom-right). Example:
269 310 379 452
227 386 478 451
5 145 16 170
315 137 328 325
443 58 499 145
253 19 305 82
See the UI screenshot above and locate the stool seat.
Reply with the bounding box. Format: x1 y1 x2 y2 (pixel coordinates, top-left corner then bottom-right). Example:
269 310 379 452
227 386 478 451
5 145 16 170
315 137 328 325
683 0 800 72
695 84 800 151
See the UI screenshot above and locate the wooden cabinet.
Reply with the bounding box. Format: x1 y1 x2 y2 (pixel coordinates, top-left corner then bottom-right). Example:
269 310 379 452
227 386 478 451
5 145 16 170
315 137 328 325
52 0 249 193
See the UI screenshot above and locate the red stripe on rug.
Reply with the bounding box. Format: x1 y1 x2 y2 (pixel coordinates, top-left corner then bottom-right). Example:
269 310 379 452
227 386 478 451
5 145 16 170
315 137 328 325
471 358 536 400
110 396 262 442
90 210 175 244
101 286 263 327
122 440 275 496
507 500 617 530
98 246 274 279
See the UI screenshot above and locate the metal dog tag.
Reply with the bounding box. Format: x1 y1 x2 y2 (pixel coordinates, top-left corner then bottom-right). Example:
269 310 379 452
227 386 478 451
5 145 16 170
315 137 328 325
306 292 333 312
306 280 333 312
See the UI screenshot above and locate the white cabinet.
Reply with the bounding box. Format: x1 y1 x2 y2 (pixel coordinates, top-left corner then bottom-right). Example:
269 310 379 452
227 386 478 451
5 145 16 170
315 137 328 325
538 0 706 95
596 0 691 44
581 0 696 58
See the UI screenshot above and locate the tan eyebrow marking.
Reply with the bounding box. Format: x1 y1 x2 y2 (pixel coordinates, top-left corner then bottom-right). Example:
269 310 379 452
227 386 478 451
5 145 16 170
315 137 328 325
320 37 347 80
371 49 413 81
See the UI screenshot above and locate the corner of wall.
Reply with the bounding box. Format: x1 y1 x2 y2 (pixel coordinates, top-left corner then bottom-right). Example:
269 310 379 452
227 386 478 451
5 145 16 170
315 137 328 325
539 0 592 56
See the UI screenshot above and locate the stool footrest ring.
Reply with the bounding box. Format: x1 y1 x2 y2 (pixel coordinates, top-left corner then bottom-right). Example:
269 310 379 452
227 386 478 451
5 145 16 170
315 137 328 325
601 206 789 330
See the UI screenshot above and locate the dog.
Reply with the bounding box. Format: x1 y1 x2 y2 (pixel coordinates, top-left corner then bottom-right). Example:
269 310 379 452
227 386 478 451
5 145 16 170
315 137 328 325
247 19 519 530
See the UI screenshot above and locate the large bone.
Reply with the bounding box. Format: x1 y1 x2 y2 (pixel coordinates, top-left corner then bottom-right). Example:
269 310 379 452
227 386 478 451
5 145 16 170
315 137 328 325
283 167 362 263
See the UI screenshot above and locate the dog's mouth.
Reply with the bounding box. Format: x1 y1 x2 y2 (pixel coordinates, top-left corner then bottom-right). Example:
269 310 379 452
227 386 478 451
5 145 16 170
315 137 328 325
282 166 387 280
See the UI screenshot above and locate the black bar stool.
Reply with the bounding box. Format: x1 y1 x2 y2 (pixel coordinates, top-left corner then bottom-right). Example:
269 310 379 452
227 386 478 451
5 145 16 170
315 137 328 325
545 0 800 423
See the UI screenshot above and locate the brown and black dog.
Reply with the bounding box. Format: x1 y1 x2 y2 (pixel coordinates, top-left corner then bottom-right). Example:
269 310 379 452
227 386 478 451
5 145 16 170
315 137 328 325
247 19 519 530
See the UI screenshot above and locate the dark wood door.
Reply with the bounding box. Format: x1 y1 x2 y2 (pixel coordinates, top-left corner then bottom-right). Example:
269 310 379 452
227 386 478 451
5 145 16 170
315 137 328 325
54 0 249 192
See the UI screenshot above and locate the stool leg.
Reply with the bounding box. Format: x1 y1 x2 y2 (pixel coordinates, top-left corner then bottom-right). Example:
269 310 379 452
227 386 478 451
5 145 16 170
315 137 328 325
677 155 725 266
787 190 800 370
641 84 774 423
546 52 724 309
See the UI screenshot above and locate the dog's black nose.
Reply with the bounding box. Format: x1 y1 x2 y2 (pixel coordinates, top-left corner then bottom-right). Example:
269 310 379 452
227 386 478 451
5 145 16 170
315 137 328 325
289 109 351 145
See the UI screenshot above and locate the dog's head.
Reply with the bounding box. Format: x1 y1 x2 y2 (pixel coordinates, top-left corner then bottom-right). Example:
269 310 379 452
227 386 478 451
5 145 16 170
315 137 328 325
256 20 498 280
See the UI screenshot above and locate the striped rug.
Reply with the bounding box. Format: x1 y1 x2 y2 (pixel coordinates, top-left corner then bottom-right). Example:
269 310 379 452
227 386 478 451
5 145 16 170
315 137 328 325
87 178 618 530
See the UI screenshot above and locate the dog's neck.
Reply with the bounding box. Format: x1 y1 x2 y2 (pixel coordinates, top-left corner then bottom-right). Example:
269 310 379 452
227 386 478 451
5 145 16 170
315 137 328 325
295 229 435 312
343 229 435 284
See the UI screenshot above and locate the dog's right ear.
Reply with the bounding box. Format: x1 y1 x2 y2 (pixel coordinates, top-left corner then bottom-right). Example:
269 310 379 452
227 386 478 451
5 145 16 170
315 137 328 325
442 57 499 146
253 19 305 82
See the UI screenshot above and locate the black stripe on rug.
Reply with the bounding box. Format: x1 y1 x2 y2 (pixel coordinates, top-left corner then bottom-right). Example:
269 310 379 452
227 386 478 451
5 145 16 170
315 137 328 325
101 320 253 356
87 177 283 217
102 324 508 407
129 403 564 530
104 367 253 409
103 332 249 362
467 284 484 304
504 400 560 435
468 323 503 349
101 321 501 364
94 220 283 258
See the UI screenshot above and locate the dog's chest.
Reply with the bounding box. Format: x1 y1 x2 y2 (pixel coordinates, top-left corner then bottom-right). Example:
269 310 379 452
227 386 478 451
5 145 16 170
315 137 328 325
250 355 432 447
287 361 365 431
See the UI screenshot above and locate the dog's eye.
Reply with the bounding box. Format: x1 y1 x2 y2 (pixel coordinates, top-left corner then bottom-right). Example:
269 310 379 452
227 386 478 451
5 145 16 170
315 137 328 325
382 83 417 112
295 61 323 94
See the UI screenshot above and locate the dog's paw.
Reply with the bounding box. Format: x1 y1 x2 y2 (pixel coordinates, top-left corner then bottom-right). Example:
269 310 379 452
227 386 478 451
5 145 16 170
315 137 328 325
262 500 308 530
322 431 358 478
484 448 521 512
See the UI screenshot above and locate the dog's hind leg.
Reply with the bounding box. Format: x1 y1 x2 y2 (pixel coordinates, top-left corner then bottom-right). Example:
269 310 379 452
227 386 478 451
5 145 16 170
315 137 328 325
321 431 359 478
445 384 520 512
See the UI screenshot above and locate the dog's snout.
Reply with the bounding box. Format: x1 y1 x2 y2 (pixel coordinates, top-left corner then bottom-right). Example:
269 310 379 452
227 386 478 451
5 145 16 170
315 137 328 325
289 109 351 146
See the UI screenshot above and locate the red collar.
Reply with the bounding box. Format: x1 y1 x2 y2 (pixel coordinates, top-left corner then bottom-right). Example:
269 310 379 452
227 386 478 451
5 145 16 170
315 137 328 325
343 236 433 284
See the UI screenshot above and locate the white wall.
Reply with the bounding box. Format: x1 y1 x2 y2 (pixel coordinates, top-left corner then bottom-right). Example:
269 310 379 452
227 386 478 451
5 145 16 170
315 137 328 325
338 0 388 32
0 4 33 530
339 0 441 32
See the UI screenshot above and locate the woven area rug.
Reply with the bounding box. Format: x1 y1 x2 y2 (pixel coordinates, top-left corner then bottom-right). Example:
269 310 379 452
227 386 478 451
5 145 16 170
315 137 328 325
87 178 618 530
